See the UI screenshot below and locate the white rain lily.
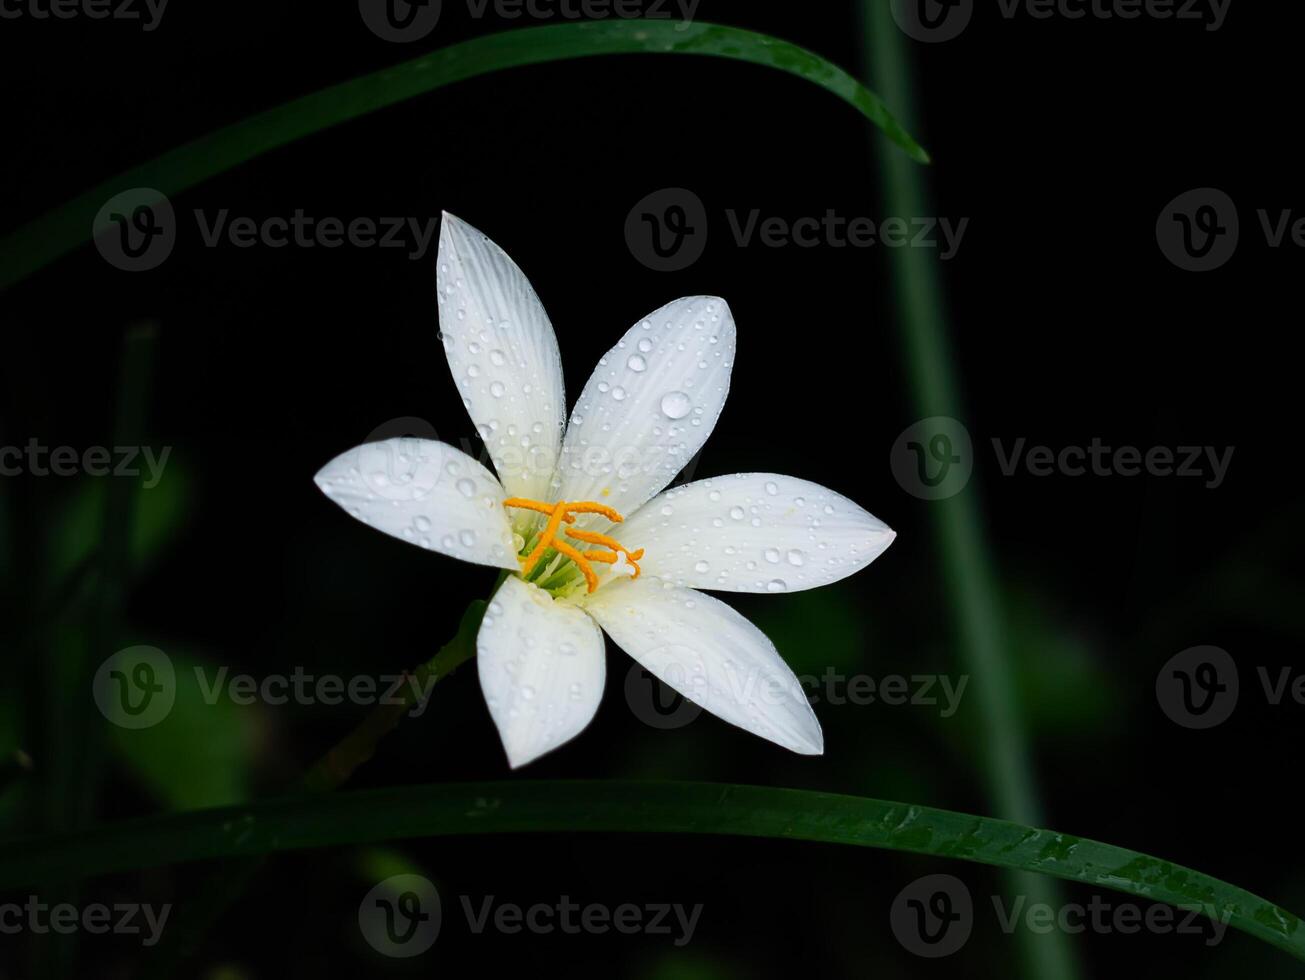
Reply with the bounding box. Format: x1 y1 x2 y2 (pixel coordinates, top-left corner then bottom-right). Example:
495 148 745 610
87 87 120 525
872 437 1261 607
315 213 896 768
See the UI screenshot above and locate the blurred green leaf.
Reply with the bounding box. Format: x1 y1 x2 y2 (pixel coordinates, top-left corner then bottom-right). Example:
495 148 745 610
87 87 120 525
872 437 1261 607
0 20 927 291
44 464 191 586
108 652 255 810
0 781 1299 963
1005 583 1115 736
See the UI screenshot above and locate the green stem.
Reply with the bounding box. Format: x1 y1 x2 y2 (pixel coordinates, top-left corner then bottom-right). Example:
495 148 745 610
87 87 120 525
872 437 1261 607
300 598 487 792
857 7 1078 979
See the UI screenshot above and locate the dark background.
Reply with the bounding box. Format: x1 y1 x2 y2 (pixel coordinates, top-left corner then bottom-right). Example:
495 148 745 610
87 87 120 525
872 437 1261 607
1 0 1301 976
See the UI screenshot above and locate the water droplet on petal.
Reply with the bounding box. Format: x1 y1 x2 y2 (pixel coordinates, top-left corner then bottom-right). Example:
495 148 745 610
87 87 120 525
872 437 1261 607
660 391 692 420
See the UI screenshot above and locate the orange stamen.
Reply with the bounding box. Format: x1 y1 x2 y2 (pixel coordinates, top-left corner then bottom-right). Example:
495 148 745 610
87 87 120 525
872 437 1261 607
504 497 645 592
550 539 598 593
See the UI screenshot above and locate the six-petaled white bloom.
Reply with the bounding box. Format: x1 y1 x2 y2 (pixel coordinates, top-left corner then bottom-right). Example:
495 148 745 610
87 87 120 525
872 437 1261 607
315 213 895 767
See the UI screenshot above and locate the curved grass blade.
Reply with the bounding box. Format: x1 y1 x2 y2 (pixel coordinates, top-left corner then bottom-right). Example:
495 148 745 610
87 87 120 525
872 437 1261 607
0 780 1299 962
0 20 928 292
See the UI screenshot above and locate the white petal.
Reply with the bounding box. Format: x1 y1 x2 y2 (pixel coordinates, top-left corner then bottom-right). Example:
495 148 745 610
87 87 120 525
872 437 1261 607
622 473 895 593
314 438 518 570
555 296 735 519
583 578 822 755
477 576 606 768
436 213 566 500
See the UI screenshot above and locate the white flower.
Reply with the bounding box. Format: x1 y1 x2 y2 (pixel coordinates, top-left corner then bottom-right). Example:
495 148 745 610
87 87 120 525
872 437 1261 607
315 214 896 768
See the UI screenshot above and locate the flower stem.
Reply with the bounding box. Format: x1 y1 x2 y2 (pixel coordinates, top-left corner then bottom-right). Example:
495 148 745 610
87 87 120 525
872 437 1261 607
299 597 489 793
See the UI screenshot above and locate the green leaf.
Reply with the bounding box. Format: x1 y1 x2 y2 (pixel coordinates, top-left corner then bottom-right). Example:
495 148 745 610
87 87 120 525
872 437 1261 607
44 464 191 587
0 20 928 292
107 653 254 811
0 781 1298 962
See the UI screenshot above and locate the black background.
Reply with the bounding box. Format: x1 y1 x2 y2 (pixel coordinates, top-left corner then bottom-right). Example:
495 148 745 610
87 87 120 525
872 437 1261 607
1 0 1302 976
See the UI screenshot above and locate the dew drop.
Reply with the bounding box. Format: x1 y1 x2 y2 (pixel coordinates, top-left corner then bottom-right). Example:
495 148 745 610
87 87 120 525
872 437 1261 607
627 354 647 372
766 579 788 593
660 391 692 420
456 478 476 498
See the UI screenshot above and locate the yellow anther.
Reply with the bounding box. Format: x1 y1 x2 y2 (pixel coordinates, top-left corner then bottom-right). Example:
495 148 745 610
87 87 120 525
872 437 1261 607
504 497 645 592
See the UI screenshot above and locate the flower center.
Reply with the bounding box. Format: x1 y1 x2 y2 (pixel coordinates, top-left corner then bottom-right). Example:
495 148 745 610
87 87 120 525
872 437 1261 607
504 497 644 595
